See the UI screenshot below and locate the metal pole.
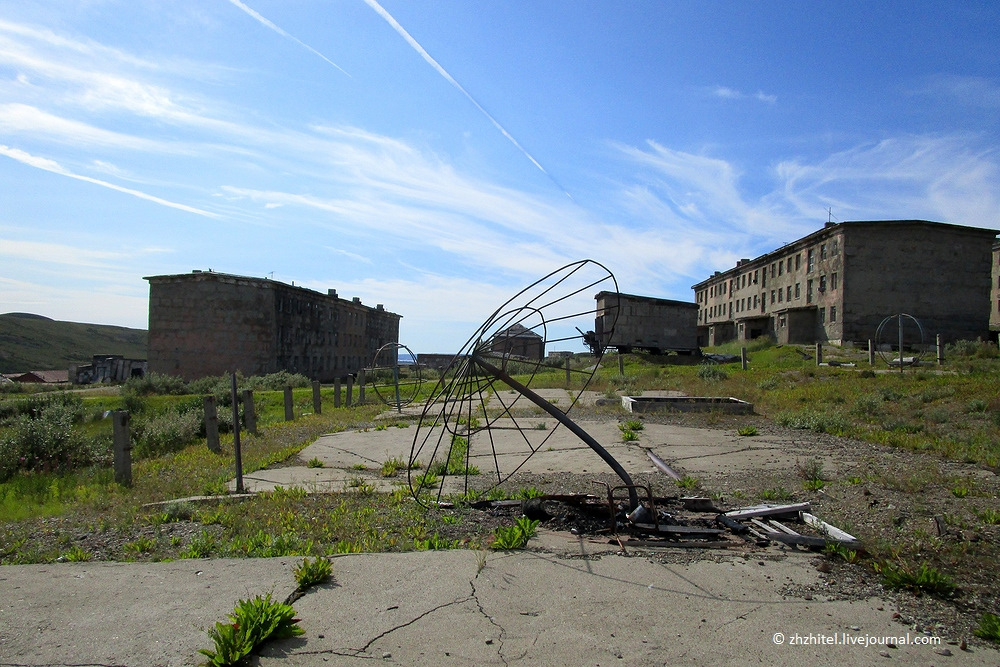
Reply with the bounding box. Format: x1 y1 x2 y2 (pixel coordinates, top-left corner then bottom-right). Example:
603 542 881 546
393 364 402 413
898 314 904 374
231 373 244 493
473 353 638 509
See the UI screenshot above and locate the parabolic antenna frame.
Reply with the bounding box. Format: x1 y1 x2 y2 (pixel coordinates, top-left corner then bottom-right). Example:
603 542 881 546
407 260 639 509
367 342 422 412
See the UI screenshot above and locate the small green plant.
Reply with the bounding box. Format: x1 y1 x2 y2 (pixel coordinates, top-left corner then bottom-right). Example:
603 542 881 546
380 457 406 477
737 425 758 436
414 533 461 550
491 516 540 550
876 561 956 597
618 419 644 432
975 612 1000 642
676 475 698 490
63 545 92 562
375 423 388 431
180 530 218 559
760 487 793 502
620 429 639 442
412 472 440 489
513 486 545 499
123 536 157 555
199 592 304 667
533 422 548 430
347 477 376 493
350 463 367 471
823 542 859 564
294 557 333 590
803 479 826 492
307 457 325 469
951 484 971 498
796 457 825 483
978 508 1000 525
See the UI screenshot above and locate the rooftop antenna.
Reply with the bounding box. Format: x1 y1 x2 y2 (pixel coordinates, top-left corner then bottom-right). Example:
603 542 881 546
827 207 837 223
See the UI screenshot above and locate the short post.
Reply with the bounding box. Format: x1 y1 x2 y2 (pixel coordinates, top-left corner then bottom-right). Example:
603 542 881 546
204 396 220 453
740 346 747 371
241 389 257 435
358 368 366 404
346 375 354 407
231 373 244 493
112 410 132 487
815 342 823 366
334 378 342 408
284 385 295 421
936 334 944 366
565 357 572 386
868 339 875 366
312 380 322 414
618 354 624 376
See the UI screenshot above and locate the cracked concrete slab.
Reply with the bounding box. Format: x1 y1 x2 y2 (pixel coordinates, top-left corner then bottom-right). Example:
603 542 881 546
0 558 299 667
255 548 1000 666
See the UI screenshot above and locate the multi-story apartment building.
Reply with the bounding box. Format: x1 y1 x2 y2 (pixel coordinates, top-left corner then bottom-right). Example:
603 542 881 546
693 220 997 347
145 270 400 381
992 241 1000 333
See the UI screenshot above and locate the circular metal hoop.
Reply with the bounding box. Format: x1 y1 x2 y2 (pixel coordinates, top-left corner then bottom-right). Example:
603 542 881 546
875 313 926 369
368 342 422 410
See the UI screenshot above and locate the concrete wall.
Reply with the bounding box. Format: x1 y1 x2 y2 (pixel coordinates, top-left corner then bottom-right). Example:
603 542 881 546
991 242 1000 332
146 271 400 381
840 223 995 344
595 291 698 352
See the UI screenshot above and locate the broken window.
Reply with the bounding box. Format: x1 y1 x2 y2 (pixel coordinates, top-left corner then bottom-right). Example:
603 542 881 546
819 307 826 324
819 275 827 292
787 257 793 273
831 272 838 290
807 249 815 272
795 254 801 270
830 306 837 322
778 262 783 277
821 244 827 260
794 283 800 299
786 285 792 302
807 279 814 303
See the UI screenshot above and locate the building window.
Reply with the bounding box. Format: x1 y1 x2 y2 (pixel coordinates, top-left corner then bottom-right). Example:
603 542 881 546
762 271 766 288
821 244 827 260
787 257 793 273
794 283 800 299
831 272 838 290
778 315 786 328
807 279 814 303
778 289 783 303
807 249 815 272
819 275 827 293
753 294 759 309
754 269 759 284
771 289 776 304
832 239 839 256
795 254 801 270
771 264 776 279
830 306 837 322
819 307 826 324
786 285 792 302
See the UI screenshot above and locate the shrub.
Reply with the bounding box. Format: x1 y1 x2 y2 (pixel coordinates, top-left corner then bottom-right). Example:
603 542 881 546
131 408 202 459
0 401 106 481
975 612 1000 642
123 372 190 396
697 364 728 381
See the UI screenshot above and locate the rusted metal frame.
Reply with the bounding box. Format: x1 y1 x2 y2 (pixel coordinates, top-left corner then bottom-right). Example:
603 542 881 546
474 353 639 509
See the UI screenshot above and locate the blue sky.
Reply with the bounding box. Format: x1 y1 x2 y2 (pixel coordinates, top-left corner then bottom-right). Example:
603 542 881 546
1 1 998 354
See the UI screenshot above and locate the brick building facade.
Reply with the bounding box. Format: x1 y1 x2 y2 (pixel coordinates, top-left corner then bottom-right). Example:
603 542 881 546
145 271 400 381
692 220 998 347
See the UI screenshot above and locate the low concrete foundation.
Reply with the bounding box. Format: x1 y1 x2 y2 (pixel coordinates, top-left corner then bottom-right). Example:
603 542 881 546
621 395 754 414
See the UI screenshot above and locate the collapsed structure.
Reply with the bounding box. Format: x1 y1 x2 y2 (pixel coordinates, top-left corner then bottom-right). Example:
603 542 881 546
145 271 400 381
692 220 998 346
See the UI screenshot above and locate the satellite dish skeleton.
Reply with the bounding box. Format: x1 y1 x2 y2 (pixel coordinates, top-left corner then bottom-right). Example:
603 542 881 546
408 260 639 509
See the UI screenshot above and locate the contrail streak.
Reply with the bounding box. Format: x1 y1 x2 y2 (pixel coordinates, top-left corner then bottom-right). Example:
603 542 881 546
226 0 350 77
361 0 570 198
0 145 219 218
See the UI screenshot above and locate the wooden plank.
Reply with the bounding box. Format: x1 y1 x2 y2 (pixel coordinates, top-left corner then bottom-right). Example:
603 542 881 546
723 502 811 520
749 518 776 533
631 522 725 537
799 512 860 544
768 519 801 536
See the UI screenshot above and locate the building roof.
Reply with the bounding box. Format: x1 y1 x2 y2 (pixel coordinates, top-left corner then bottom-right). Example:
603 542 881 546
595 291 698 308
493 323 543 340
6 370 69 383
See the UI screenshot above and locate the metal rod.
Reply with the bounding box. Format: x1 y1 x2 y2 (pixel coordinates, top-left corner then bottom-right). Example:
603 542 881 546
231 372 244 493
473 353 638 509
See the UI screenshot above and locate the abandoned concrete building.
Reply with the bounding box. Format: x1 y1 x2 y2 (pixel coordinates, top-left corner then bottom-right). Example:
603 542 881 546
991 241 1000 333
489 323 544 360
145 271 400 381
71 355 147 384
693 220 998 347
594 291 699 354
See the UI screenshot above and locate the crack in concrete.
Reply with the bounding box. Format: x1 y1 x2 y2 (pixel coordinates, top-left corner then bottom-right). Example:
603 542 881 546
470 574 508 666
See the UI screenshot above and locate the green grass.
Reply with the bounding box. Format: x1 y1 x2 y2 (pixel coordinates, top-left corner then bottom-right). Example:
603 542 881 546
876 561 956 597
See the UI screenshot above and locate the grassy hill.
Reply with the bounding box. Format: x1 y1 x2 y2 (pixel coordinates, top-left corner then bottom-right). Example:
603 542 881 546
0 313 147 374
